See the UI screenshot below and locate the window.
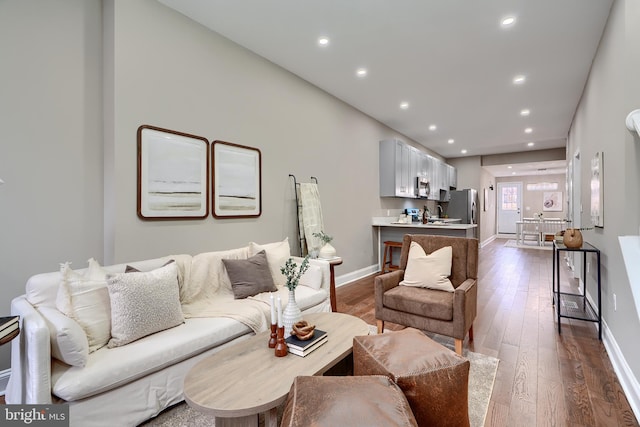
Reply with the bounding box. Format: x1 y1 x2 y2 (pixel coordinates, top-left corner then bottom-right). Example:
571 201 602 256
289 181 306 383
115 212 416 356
501 187 518 211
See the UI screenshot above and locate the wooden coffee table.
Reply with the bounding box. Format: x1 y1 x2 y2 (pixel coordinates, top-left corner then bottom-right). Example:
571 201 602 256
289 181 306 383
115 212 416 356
183 312 369 427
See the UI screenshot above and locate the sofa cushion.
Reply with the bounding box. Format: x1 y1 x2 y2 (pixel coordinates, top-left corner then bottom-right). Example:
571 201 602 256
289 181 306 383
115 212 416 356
384 285 453 321
51 317 251 401
222 250 277 299
56 259 111 353
107 262 184 348
249 285 328 313
298 264 323 291
400 242 454 292
39 306 89 367
248 238 290 287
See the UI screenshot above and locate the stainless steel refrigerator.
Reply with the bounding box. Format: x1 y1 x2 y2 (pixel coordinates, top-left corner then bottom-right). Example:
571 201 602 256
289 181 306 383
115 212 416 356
448 189 478 228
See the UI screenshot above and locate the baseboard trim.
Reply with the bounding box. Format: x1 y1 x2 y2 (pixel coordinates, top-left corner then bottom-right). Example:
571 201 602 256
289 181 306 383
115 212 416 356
480 235 496 248
336 264 378 287
0 368 10 396
601 319 640 423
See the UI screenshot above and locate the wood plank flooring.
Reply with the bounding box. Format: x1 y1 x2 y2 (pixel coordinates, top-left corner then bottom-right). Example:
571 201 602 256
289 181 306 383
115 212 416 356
336 238 639 427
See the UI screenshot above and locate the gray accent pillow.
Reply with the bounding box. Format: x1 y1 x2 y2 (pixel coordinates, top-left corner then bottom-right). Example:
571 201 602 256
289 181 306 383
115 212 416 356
222 250 277 299
106 262 184 348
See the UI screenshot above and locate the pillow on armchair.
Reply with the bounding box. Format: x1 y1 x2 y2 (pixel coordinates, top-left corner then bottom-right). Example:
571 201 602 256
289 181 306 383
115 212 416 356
400 242 454 292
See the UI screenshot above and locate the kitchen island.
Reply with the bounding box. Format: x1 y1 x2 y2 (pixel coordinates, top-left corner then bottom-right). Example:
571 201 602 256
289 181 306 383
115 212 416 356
372 217 478 271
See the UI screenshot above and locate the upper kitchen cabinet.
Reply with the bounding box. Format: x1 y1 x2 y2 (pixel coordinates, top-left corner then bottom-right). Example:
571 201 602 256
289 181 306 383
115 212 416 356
447 164 457 190
380 139 416 198
379 139 456 200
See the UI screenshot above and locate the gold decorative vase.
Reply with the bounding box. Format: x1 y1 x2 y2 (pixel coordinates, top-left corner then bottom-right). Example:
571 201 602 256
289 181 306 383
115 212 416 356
563 228 583 248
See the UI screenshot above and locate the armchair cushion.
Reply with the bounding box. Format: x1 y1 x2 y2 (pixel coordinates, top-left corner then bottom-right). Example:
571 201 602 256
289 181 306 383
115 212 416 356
383 286 453 321
400 242 454 292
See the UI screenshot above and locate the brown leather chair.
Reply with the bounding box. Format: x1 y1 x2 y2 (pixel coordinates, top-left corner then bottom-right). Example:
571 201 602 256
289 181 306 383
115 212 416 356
375 234 478 355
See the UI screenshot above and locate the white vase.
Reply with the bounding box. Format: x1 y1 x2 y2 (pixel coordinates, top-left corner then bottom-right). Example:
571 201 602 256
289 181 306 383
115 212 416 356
282 289 302 337
319 242 336 259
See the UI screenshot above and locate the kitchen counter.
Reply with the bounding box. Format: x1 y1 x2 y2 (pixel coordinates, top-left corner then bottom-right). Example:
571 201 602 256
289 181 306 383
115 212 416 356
372 217 477 270
372 217 471 229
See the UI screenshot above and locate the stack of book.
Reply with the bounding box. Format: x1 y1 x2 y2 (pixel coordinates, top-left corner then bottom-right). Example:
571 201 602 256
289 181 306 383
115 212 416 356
285 329 327 357
0 316 20 345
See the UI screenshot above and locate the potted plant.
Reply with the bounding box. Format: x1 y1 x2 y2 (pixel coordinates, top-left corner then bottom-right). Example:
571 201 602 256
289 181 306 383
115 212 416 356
313 231 336 259
280 256 310 336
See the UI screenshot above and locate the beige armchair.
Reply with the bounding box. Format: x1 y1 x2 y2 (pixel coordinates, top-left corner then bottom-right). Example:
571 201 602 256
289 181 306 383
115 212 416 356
375 234 479 355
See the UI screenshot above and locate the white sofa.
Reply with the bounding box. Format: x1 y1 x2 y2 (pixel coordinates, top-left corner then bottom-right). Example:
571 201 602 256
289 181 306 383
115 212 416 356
6 241 331 427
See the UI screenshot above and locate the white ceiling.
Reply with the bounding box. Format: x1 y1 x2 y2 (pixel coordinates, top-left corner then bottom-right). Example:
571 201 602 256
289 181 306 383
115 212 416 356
158 0 612 173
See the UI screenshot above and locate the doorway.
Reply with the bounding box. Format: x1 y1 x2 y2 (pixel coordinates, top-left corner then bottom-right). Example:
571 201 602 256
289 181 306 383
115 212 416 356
497 181 523 234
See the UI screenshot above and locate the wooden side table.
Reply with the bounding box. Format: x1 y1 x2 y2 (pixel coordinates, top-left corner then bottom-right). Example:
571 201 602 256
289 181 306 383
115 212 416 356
327 258 343 312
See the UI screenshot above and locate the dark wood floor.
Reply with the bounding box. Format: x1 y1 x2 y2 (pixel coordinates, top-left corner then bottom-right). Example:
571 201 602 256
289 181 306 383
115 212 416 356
336 238 639 427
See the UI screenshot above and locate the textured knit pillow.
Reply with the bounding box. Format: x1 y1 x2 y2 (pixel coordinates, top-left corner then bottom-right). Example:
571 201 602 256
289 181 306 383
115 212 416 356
248 238 290 287
106 262 184 348
400 242 455 292
56 258 111 353
222 250 277 299
39 306 89 367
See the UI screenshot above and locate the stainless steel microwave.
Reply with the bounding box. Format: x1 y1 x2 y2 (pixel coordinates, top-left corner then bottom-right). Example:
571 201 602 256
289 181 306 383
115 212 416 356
416 177 430 198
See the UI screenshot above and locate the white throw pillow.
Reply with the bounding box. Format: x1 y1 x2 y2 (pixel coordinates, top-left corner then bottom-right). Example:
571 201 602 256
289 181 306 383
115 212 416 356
56 258 111 353
39 306 89 367
298 264 323 290
400 242 454 292
248 238 291 287
107 262 184 348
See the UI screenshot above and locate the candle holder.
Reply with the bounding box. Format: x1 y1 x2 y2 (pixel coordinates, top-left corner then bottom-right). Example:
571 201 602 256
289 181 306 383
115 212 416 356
268 323 277 348
274 326 288 357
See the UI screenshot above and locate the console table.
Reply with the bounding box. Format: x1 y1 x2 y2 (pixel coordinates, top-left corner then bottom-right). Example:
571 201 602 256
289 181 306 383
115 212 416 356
552 241 601 339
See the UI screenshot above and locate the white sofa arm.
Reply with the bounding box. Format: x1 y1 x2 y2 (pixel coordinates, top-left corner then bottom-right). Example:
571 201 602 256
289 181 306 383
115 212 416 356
291 257 331 293
6 296 52 404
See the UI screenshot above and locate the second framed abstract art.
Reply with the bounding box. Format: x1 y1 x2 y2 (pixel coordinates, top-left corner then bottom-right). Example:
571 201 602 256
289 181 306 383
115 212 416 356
211 140 262 218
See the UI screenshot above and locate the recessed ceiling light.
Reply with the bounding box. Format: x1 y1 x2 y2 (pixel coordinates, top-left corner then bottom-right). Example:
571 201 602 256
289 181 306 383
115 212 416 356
501 16 516 27
512 171 517 175
429 124 437 131
318 36 330 47
448 139 455 144
524 127 533 134
507 165 513 169
520 109 530 116
356 68 368 78
461 149 467 154
527 142 535 147
513 75 526 85
400 102 409 110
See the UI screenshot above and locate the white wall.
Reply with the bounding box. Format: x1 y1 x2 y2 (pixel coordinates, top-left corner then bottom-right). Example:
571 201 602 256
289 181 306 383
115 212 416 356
0 0 104 372
0 0 428 372
105 0 426 269
568 0 640 397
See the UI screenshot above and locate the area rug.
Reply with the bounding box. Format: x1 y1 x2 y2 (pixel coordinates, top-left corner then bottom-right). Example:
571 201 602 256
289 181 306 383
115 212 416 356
142 328 498 427
504 238 552 251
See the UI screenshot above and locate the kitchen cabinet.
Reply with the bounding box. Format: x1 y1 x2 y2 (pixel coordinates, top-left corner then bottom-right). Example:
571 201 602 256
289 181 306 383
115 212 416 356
380 139 416 198
379 139 456 200
448 164 457 190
